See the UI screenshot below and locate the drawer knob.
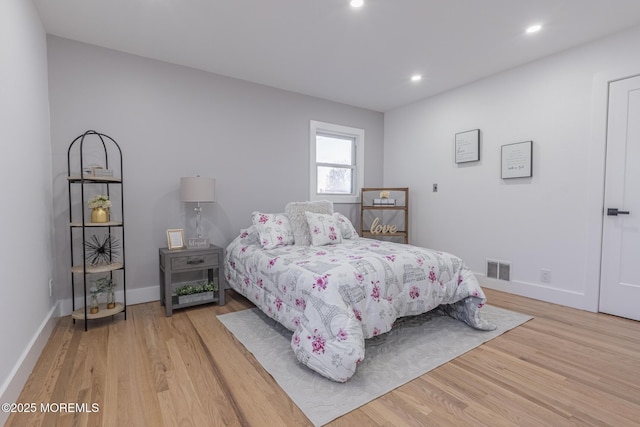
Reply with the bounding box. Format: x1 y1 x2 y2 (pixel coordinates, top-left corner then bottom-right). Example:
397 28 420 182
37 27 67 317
187 258 205 265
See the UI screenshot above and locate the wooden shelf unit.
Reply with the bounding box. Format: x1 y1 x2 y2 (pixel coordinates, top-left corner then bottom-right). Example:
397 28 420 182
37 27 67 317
360 187 409 243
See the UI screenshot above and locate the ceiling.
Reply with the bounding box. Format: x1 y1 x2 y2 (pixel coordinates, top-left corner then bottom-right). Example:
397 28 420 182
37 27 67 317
34 0 640 112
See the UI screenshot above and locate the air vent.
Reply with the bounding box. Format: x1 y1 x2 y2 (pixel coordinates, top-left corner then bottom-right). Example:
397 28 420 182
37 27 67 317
498 262 511 281
487 260 498 279
487 259 511 282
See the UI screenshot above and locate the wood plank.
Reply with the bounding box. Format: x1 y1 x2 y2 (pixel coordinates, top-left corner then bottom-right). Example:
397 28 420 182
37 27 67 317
6 288 640 426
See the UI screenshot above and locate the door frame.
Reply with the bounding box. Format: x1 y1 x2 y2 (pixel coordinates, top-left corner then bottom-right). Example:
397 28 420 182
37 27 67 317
586 65 640 312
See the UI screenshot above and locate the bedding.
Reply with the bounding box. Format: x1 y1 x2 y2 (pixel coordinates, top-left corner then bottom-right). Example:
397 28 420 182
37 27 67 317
251 211 294 249
224 224 496 382
285 200 333 245
304 211 343 246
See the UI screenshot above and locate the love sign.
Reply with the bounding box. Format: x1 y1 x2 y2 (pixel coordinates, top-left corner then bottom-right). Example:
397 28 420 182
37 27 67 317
370 217 398 234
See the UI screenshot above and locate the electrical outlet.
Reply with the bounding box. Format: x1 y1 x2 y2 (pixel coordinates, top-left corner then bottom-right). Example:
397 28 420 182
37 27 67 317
433 183 438 192
541 269 551 284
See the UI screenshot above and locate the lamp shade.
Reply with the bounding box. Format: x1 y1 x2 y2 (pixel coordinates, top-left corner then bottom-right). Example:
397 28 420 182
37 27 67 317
180 177 215 203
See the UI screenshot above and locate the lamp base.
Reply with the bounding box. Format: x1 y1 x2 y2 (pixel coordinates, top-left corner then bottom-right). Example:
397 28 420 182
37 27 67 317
186 237 210 248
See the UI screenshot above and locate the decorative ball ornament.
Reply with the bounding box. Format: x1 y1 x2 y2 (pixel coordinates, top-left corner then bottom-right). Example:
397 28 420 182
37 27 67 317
85 234 120 265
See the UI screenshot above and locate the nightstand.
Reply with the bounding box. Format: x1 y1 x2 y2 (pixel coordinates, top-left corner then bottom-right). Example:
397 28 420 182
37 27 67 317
159 244 225 316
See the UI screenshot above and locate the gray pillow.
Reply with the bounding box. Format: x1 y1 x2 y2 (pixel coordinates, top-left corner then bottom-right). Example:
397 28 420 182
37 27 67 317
285 200 334 245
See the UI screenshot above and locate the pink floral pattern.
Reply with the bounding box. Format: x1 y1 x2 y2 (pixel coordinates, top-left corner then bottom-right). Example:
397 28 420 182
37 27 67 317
428 267 437 283
328 226 338 241
313 274 330 290
409 286 420 299
309 329 326 354
371 281 381 301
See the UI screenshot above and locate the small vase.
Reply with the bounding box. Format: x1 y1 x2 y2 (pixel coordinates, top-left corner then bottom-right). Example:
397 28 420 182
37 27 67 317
90 295 99 314
106 288 116 309
91 207 110 223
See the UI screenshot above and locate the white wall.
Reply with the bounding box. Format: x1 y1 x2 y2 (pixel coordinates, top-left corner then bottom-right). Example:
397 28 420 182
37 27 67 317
47 36 384 308
0 0 56 421
384 25 640 311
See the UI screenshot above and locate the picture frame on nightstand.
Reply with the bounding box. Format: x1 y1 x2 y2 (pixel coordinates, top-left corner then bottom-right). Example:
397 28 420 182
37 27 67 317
167 228 185 250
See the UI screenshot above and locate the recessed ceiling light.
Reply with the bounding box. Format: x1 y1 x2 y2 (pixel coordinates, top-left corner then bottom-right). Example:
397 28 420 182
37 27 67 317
526 24 542 34
411 74 422 82
350 0 364 8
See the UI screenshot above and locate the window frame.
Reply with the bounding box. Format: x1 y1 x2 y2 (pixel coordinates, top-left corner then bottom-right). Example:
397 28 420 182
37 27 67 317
309 120 364 204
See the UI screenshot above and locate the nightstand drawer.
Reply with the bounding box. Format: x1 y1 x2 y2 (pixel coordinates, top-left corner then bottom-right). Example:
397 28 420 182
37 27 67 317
170 254 218 271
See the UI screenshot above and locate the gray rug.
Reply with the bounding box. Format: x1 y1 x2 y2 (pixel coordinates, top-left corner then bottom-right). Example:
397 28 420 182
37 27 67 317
218 305 531 426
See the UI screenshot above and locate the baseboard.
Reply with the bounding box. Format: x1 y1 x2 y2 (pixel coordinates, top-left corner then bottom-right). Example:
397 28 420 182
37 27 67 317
476 273 595 312
0 301 59 426
58 284 160 316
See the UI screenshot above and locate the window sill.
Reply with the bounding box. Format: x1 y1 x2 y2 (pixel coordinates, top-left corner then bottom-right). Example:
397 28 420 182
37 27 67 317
310 194 360 204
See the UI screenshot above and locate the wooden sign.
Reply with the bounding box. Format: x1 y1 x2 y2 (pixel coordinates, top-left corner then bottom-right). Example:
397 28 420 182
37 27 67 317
370 217 398 234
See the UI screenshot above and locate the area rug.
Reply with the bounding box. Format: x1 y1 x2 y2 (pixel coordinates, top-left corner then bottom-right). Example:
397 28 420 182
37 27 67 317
218 305 531 426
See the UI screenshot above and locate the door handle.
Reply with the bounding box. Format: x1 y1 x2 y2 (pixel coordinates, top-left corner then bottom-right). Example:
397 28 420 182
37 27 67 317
607 208 631 216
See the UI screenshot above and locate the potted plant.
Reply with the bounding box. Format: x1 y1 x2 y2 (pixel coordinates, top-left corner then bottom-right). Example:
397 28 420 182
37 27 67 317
89 285 101 314
88 195 112 223
90 276 115 312
97 276 116 309
173 280 216 305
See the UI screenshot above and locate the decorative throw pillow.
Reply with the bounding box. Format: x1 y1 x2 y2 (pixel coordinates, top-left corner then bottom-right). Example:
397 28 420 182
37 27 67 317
251 212 294 249
334 212 359 239
285 200 334 246
305 211 343 246
237 225 260 245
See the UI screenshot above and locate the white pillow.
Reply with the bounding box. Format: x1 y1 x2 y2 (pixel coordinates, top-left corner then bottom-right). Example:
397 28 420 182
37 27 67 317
334 213 359 239
305 211 343 246
237 225 260 245
285 200 334 246
251 212 294 249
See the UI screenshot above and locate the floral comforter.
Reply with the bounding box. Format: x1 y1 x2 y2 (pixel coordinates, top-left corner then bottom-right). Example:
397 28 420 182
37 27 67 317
224 227 496 382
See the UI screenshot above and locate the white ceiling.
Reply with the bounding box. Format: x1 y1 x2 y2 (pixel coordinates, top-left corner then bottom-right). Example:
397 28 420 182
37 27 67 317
34 0 640 112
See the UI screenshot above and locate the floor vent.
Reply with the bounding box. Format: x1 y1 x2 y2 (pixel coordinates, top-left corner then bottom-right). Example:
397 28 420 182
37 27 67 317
487 259 511 282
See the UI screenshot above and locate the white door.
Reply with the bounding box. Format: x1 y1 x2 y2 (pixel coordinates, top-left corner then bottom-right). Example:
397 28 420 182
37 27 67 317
600 75 640 321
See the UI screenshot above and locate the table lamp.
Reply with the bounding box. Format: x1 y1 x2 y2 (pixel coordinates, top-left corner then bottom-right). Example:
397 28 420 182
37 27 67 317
180 176 215 248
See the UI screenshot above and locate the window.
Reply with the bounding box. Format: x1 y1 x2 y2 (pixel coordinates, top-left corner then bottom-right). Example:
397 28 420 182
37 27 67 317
310 120 364 203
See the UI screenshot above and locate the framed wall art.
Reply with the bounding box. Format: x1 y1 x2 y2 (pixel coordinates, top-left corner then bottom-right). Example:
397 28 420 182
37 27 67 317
501 140 532 179
455 129 480 163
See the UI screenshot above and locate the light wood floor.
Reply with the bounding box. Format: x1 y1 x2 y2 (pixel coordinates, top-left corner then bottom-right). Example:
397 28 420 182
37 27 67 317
6 288 640 426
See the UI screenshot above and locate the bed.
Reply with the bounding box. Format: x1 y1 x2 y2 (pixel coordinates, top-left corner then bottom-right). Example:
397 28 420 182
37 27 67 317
224 202 496 382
